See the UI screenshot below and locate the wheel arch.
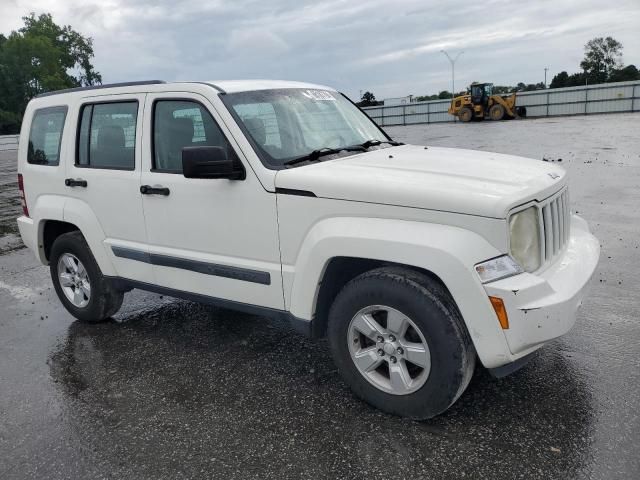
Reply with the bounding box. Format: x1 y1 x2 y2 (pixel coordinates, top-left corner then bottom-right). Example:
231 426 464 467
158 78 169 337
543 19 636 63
286 217 513 368
34 198 117 276
41 220 80 262
312 257 452 339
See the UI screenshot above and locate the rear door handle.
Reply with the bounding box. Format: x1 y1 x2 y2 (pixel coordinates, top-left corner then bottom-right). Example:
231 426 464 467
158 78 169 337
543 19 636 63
140 185 170 196
65 178 87 187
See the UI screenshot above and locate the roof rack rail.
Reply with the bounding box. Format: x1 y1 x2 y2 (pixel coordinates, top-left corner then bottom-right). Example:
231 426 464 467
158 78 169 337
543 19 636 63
35 80 166 98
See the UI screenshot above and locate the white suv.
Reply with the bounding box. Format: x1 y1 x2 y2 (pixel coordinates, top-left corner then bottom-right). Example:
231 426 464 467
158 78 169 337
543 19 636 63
16 80 599 418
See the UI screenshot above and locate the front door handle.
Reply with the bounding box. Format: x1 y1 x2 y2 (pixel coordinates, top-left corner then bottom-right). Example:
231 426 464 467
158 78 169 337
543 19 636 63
140 185 170 196
65 178 87 187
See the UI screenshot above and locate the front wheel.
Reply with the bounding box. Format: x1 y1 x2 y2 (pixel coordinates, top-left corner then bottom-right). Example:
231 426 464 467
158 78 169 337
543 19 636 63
50 231 124 323
489 104 505 121
327 267 475 419
458 107 473 122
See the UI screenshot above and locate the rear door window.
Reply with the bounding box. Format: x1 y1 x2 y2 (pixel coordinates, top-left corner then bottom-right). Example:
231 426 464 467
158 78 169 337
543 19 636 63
27 106 68 166
77 101 138 170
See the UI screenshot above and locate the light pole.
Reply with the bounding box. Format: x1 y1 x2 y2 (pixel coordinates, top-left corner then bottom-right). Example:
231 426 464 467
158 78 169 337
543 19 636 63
544 67 548 88
440 50 463 99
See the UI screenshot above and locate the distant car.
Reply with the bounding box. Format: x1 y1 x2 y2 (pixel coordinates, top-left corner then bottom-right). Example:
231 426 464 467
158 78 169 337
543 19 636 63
16 79 599 419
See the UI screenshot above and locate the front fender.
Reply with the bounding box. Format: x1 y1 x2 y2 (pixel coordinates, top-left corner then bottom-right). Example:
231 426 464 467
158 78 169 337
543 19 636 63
286 217 512 368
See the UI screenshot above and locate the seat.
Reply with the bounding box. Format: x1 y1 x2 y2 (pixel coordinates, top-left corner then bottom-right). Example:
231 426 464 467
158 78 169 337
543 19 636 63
243 117 266 146
93 125 132 168
164 117 194 170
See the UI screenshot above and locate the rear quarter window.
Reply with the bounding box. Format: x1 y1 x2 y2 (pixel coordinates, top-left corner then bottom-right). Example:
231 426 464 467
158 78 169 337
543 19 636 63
27 106 68 166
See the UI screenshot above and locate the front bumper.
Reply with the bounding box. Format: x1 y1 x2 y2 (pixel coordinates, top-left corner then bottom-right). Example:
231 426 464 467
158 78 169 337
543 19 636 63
484 214 599 359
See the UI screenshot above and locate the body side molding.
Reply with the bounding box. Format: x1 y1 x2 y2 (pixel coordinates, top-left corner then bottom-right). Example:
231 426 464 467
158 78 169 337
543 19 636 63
111 246 271 285
274 187 317 197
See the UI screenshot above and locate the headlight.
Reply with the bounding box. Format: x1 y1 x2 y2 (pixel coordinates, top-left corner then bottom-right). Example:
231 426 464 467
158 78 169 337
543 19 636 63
509 206 541 272
475 255 523 283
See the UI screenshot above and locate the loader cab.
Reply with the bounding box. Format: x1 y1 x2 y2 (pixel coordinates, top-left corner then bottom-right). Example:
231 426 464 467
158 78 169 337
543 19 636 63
470 83 493 106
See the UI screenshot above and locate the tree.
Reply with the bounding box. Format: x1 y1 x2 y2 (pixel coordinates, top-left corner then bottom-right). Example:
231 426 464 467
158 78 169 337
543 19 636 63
525 82 545 91
357 91 378 107
550 71 569 88
414 94 438 102
567 72 587 87
361 91 375 103
437 90 452 99
608 64 640 83
493 85 514 94
0 13 100 133
580 36 623 83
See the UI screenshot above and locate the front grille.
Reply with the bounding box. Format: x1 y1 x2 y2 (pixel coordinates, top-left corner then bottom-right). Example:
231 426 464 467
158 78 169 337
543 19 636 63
540 188 570 262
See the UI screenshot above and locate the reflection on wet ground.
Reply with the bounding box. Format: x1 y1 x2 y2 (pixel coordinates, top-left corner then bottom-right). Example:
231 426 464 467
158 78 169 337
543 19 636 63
46 300 595 479
2 115 640 479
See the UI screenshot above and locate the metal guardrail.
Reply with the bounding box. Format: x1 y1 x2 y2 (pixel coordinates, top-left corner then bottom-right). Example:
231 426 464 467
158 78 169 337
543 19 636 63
0 135 19 151
363 80 640 127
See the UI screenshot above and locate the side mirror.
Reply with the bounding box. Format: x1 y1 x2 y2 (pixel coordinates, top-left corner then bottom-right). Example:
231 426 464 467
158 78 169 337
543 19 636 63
182 146 245 180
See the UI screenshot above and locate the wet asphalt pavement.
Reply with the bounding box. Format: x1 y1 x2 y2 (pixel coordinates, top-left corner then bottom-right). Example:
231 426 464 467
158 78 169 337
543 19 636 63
1 113 639 479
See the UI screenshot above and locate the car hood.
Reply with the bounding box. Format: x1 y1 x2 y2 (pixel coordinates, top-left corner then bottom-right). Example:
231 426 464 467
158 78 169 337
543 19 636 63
274 144 567 218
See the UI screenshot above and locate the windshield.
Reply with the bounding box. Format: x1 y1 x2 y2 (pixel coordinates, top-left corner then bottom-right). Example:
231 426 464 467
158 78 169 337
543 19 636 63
221 88 388 168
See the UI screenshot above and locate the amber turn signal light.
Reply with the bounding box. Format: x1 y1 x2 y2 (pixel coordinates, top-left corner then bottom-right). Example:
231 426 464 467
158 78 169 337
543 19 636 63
489 296 509 329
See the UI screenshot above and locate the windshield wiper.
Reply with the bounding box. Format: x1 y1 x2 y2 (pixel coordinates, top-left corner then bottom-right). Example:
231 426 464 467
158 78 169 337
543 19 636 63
284 145 366 167
356 139 404 149
283 140 403 167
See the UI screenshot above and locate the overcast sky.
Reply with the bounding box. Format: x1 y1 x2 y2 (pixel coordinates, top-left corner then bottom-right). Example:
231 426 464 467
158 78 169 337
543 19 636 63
2 0 640 100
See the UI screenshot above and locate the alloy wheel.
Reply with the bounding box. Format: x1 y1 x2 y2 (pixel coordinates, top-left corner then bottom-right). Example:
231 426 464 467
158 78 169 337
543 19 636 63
57 253 91 308
348 305 431 395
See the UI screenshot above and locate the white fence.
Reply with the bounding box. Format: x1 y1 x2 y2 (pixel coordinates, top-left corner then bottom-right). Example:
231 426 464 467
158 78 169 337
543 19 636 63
363 80 640 126
0 135 19 151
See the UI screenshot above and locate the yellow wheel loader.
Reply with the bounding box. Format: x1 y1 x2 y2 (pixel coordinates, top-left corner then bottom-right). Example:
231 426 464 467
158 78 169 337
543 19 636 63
447 83 527 122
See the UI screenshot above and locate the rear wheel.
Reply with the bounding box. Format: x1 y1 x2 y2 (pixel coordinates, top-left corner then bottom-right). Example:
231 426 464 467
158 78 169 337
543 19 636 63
327 267 476 419
458 107 473 122
50 231 123 323
489 104 505 121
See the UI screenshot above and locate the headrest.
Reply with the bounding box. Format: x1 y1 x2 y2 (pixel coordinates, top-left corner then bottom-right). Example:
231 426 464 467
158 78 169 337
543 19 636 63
97 125 125 149
169 117 194 144
243 117 266 145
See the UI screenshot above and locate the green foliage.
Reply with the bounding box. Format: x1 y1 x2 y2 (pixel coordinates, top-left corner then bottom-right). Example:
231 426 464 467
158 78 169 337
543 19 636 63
492 85 516 94
0 13 101 134
361 91 376 103
608 65 640 83
549 37 638 89
356 91 382 107
549 71 569 89
580 36 623 83
514 82 545 92
414 94 439 102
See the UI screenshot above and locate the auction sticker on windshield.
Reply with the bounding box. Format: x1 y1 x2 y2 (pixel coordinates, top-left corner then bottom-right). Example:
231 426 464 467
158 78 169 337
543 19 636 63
302 90 336 101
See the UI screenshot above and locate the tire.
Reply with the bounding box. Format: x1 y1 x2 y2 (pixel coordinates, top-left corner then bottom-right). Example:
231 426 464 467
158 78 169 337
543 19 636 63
327 267 476 419
489 104 505 121
50 231 123 323
458 107 473 122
